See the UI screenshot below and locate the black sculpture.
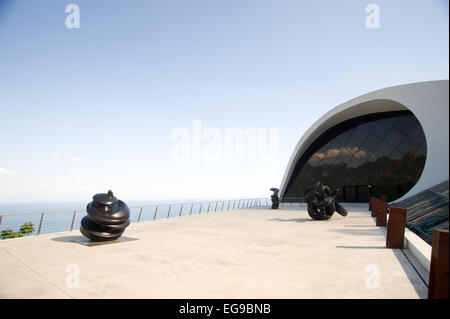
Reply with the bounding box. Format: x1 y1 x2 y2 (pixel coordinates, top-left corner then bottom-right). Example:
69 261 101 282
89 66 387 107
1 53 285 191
270 188 280 209
80 190 130 241
304 181 348 220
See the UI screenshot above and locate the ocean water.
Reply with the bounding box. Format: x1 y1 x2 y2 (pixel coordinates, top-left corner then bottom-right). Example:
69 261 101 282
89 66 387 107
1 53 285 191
0 198 269 238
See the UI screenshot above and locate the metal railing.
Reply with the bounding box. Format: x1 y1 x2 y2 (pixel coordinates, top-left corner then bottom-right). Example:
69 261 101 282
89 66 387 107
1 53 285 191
0 198 270 239
280 196 305 205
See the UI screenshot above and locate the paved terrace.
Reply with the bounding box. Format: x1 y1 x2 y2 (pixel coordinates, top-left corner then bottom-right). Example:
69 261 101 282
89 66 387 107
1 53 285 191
0 204 428 298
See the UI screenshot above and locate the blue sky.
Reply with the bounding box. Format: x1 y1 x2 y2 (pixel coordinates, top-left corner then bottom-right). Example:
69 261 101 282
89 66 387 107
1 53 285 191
0 0 448 202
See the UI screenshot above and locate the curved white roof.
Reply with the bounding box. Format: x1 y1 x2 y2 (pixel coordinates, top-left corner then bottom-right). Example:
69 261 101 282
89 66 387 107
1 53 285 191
280 80 449 202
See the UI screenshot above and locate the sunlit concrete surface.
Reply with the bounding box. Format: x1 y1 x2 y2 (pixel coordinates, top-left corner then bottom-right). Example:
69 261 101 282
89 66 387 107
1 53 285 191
0 204 428 299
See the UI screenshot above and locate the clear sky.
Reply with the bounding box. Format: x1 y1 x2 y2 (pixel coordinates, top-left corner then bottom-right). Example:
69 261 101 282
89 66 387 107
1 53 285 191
0 0 448 202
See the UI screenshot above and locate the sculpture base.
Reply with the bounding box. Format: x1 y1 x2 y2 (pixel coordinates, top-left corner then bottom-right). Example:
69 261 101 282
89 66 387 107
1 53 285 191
72 236 138 247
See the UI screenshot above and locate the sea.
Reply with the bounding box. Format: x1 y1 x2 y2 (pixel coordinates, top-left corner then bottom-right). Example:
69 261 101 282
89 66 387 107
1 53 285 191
0 198 267 238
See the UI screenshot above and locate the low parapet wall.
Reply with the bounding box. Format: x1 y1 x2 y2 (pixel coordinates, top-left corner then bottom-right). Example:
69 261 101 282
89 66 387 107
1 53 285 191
404 228 432 272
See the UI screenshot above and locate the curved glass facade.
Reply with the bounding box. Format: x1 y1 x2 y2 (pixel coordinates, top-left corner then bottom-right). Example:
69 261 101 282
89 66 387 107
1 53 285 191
283 111 427 202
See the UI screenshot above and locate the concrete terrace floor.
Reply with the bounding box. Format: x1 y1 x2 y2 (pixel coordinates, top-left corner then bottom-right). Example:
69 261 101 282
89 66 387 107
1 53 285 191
0 204 428 299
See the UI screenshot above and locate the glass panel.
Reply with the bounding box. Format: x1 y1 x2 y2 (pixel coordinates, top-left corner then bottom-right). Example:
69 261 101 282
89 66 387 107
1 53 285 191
394 115 417 135
407 123 427 144
346 156 363 168
334 131 352 147
353 124 371 144
416 145 427 156
371 121 391 139
283 111 427 203
361 120 377 132
343 186 357 202
308 146 327 167
381 116 399 129
391 150 403 160
384 128 405 149
357 145 372 162
368 153 378 162
395 137 421 156
374 141 395 158
346 136 361 148
363 134 382 151
358 186 371 202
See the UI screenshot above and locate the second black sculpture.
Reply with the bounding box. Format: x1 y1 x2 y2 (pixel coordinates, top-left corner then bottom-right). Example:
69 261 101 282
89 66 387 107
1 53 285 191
270 188 280 209
304 181 348 220
80 190 130 241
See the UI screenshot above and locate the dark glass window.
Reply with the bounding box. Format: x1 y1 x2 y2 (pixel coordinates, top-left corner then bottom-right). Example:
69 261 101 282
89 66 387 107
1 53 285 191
283 111 427 202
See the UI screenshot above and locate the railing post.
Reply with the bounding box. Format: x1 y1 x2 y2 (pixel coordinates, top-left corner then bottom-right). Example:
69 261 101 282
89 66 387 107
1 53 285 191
369 196 376 217
167 205 172 218
265 198 269 206
214 201 218 212
376 199 388 227
428 229 449 299
207 202 211 213
232 201 236 209
189 203 194 216
70 210 77 231
37 212 44 236
227 201 230 210
137 207 143 222
199 203 203 214
0 215 3 227
179 204 183 217
221 201 225 211
386 206 407 248
153 206 158 220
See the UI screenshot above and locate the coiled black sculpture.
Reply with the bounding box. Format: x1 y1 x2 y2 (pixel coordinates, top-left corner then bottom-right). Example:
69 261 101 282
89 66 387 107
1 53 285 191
304 181 348 220
80 190 130 241
270 188 280 209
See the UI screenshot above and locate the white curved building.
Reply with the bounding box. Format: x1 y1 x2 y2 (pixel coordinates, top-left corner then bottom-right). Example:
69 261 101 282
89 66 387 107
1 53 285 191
280 80 449 203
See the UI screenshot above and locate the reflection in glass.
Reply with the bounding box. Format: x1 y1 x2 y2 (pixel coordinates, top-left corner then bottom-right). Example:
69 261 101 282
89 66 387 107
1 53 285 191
284 111 427 202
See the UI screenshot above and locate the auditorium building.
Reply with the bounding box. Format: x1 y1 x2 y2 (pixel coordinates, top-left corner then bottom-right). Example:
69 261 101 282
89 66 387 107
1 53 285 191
279 80 449 203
